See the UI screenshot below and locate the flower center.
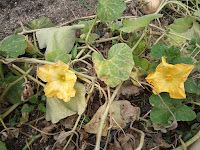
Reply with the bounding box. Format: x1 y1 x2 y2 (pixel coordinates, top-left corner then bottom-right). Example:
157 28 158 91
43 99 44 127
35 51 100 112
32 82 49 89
60 75 66 81
166 75 172 81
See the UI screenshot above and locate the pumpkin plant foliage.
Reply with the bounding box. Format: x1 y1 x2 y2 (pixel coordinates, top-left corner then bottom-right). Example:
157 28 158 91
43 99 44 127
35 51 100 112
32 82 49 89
92 43 134 87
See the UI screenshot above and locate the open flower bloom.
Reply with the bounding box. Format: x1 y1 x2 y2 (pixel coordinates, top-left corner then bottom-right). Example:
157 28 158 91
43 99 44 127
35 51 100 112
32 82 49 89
37 60 77 102
146 57 194 99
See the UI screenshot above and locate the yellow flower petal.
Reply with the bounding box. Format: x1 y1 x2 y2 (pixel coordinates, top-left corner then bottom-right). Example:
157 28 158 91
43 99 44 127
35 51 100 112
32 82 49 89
37 60 77 102
146 57 194 99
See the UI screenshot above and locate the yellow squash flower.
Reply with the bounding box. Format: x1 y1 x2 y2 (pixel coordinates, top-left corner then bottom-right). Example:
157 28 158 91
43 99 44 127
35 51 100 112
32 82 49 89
37 60 77 102
146 57 194 99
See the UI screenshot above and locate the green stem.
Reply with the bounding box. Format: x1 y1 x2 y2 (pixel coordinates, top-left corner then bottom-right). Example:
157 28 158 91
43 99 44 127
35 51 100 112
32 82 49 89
85 15 98 45
0 66 33 102
174 131 200 150
155 0 191 16
0 62 4 81
131 32 145 52
95 83 122 150
22 134 42 150
2 58 54 65
59 15 96 27
1 101 23 119
63 114 82 150
12 64 45 87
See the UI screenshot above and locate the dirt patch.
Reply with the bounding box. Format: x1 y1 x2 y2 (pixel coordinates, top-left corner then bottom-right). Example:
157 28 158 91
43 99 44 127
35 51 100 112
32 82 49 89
0 0 97 40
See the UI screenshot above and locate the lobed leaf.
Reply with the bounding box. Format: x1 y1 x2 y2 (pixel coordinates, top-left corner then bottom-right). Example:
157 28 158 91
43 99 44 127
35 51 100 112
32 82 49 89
97 0 126 22
0 34 27 57
92 43 134 87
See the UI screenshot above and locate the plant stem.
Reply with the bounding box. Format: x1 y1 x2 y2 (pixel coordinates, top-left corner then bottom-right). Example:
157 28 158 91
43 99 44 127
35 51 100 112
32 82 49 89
0 116 8 130
95 83 122 150
59 15 96 27
0 66 33 102
0 62 4 81
173 131 200 150
131 32 145 52
63 114 82 150
22 134 42 150
12 64 45 87
1 101 23 119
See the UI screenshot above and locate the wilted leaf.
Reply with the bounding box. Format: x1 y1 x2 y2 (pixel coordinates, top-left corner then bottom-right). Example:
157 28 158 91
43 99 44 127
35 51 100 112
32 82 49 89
26 16 54 30
110 100 140 129
167 16 200 46
46 82 86 123
150 93 196 126
97 0 126 22
120 14 163 33
36 25 84 54
21 104 29 123
0 34 27 57
41 124 57 143
84 104 108 136
92 43 134 87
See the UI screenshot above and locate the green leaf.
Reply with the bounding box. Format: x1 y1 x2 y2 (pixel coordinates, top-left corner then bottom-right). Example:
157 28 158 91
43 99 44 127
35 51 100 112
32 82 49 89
149 61 159 73
92 43 134 87
173 57 195 65
46 82 86 123
4 76 25 104
120 14 163 33
185 77 199 93
46 49 71 63
194 10 200 17
22 105 34 113
26 16 54 30
167 16 200 46
150 43 168 59
79 19 96 33
28 96 38 104
0 34 27 57
97 0 126 22
150 93 196 126
0 141 7 150
36 24 85 55
133 56 149 70
38 103 46 112
127 33 146 55
71 44 78 60
55 53 71 64
174 104 196 121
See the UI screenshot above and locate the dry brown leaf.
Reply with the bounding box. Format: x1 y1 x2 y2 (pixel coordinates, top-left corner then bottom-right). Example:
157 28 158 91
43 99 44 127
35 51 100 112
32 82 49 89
111 133 135 150
21 81 34 100
40 123 57 143
110 100 140 129
60 114 77 129
84 104 109 136
1 128 19 141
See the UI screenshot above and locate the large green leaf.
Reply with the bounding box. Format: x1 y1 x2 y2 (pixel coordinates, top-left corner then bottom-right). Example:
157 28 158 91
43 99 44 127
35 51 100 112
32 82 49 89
167 16 200 46
0 34 27 57
97 0 126 22
133 56 149 71
36 24 85 54
150 93 196 126
120 14 163 33
46 82 86 123
92 43 134 87
26 16 54 30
